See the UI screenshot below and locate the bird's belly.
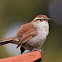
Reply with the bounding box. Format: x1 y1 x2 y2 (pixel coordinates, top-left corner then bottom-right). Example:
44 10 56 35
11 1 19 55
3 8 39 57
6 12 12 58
22 35 46 50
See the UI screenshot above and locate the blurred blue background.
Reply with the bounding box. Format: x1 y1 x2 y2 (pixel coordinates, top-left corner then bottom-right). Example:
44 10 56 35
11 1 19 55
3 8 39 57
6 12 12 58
0 0 62 62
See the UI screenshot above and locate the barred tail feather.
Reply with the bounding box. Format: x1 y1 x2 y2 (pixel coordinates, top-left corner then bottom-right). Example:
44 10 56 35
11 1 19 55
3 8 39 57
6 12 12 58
0 36 19 46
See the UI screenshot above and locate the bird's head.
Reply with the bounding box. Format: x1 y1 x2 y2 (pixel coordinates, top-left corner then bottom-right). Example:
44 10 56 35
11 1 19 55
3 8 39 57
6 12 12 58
32 14 52 29
32 14 52 22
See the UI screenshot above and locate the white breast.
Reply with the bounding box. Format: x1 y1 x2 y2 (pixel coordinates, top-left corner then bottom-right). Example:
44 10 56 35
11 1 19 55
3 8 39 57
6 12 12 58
30 21 49 48
33 21 49 36
23 21 49 50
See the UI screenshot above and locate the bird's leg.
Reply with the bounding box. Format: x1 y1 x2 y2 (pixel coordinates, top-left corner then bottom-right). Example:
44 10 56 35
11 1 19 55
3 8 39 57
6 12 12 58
22 50 31 54
31 48 44 55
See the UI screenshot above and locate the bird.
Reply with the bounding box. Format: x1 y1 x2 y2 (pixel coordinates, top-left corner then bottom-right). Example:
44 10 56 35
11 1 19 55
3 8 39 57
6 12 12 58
0 14 51 54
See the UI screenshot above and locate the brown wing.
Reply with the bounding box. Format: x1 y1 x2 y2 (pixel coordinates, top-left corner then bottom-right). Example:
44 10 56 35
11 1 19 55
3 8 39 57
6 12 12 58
16 22 35 37
16 22 37 48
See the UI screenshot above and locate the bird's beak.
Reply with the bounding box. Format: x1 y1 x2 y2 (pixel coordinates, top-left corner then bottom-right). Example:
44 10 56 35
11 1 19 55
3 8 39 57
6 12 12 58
47 18 52 21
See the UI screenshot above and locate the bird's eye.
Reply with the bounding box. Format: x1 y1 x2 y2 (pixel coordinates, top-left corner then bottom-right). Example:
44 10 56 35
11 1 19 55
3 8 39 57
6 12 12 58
37 19 42 21
37 19 47 21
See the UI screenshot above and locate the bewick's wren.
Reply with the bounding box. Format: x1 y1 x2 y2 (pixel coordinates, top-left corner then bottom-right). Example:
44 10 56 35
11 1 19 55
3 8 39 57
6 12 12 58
0 14 51 54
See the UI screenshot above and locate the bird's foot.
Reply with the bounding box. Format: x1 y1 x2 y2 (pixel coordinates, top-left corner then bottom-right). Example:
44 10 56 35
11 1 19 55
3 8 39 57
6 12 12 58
31 48 44 55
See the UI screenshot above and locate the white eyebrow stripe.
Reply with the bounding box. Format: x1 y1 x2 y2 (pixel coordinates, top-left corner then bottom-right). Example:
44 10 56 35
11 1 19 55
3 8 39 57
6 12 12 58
34 17 45 20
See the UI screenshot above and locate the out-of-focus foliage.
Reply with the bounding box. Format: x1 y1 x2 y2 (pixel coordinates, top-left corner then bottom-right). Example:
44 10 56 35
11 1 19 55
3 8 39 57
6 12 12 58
0 0 62 62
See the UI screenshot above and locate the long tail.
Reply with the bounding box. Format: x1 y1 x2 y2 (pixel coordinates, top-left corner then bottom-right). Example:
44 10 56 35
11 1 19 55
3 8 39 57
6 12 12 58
0 36 19 46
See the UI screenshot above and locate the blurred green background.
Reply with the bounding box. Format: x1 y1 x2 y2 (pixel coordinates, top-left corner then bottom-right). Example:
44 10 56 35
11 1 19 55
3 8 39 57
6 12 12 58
0 0 62 62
